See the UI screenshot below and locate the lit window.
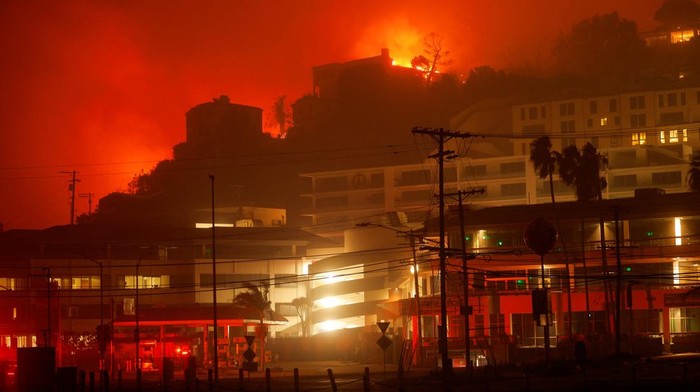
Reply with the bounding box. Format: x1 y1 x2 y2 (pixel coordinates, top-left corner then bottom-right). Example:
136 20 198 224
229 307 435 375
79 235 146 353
682 128 688 142
600 117 608 126
632 132 646 145
0 278 15 290
671 29 696 43
660 130 666 144
670 130 679 143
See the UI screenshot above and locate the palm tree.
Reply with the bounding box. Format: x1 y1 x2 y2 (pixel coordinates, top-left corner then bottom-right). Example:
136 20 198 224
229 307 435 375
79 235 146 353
530 136 575 339
529 136 560 204
686 151 700 192
233 281 272 370
557 142 608 201
291 297 314 338
558 142 614 342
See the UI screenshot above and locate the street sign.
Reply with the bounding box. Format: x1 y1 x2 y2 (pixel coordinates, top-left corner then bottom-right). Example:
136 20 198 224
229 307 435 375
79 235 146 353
377 321 390 334
243 348 256 362
377 335 392 351
245 335 255 345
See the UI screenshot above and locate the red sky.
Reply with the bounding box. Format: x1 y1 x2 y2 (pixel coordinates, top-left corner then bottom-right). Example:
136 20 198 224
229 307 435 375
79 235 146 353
0 0 664 230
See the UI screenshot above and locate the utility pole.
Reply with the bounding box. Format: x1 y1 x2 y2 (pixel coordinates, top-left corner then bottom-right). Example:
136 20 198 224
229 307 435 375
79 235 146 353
409 231 423 368
614 206 622 354
445 188 484 372
412 127 482 379
210 175 219 381
59 170 80 224
45 268 51 347
79 192 95 214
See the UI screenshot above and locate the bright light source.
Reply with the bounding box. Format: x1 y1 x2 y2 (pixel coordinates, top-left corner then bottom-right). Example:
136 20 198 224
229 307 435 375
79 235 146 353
410 264 419 274
675 217 682 246
317 320 344 332
316 297 343 309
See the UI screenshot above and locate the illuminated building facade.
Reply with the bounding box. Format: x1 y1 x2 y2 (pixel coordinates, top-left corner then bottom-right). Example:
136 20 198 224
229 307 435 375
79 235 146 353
299 84 700 363
0 224 328 371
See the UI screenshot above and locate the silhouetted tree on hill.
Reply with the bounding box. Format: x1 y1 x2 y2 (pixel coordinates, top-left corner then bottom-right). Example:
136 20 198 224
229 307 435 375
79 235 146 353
553 12 647 77
655 0 700 27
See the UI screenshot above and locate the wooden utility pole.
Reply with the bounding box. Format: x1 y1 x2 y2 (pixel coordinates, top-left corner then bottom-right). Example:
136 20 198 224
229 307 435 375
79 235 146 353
79 192 95 214
445 188 484 372
411 127 483 379
59 170 80 224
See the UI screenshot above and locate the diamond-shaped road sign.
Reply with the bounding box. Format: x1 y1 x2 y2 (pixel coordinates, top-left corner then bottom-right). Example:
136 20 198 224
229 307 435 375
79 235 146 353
376 335 392 351
243 348 256 362
377 321 390 334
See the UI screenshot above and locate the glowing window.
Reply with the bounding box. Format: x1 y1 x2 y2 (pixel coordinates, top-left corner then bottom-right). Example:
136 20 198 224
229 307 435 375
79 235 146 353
660 130 666 144
670 130 679 143
671 29 696 43
71 276 100 289
682 128 688 142
632 132 647 145
600 117 608 126
0 278 15 290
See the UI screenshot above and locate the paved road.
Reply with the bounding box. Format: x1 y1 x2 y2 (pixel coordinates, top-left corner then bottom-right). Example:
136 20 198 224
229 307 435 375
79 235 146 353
29 357 700 391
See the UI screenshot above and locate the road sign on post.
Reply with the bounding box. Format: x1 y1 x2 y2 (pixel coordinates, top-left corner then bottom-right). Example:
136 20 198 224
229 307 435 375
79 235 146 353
376 322 391 379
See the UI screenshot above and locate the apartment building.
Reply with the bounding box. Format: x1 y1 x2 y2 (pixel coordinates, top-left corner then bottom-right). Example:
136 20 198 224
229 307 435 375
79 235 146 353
299 85 700 364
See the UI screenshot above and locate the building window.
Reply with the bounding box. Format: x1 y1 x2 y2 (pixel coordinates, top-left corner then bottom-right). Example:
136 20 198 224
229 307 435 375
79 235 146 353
669 129 679 143
500 183 526 196
668 93 678 107
462 165 486 179
561 120 575 133
612 174 637 187
611 135 621 147
0 278 15 290
632 132 647 145
71 276 100 289
659 94 664 108
665 129 688 143
520 108 526 120
660 130 666 144
122 275 169 289
589 101 598 114
500 161 525 174
652 171 681 185
275 303 297 317
562 137 576 148
631 114 646 127
600 117 608 126
681 92 686 105
528 107 537 120
609 98 618 112
399 169 431 185
630 95 645 109
670 29 697 43
586 119 593 128
559 102 575 116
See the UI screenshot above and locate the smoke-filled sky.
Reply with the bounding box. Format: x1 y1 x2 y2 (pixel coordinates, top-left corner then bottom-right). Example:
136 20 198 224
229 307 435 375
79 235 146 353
0 0 664 230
